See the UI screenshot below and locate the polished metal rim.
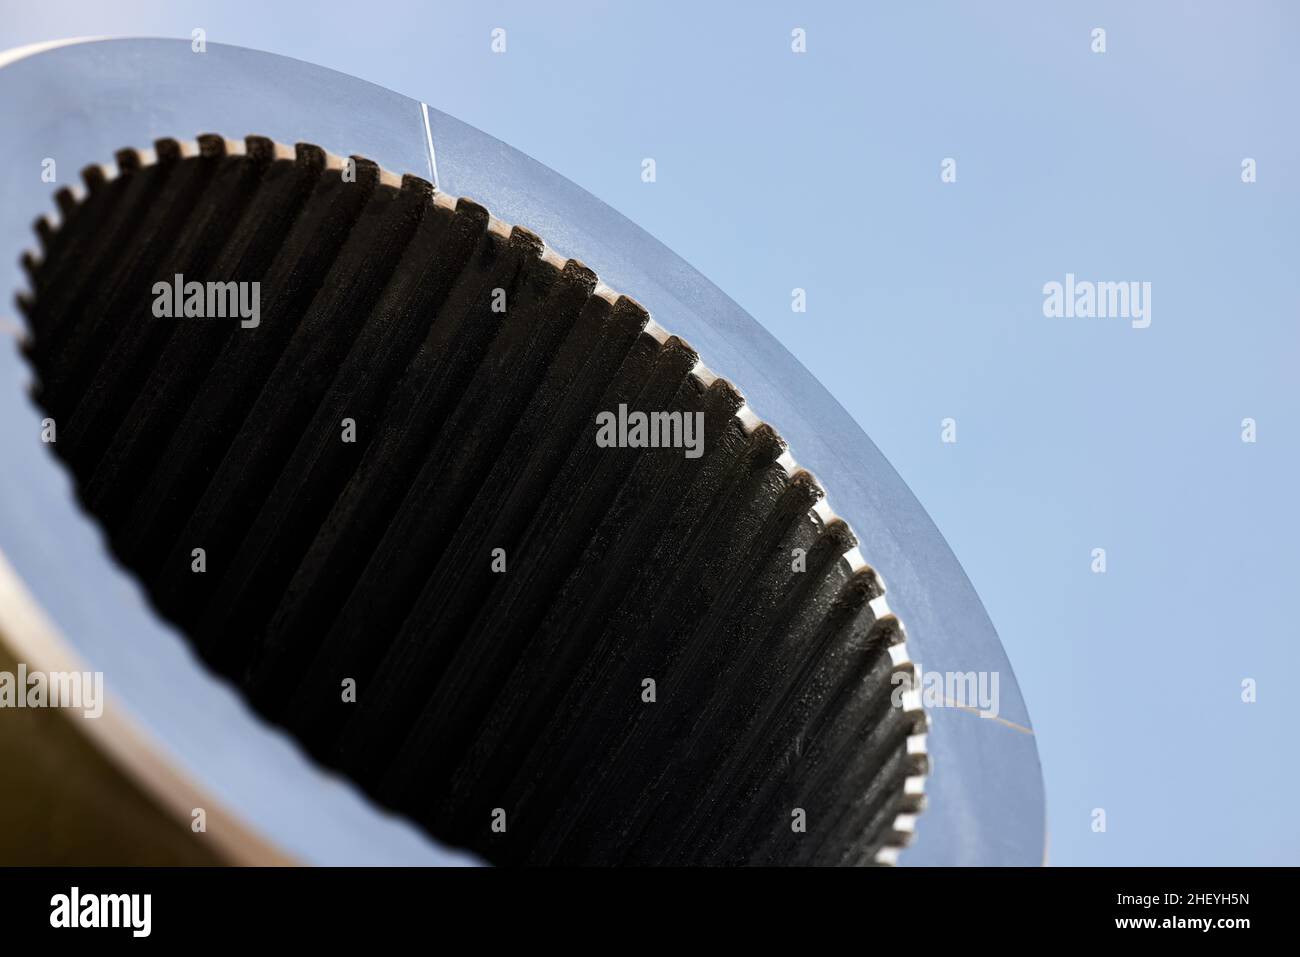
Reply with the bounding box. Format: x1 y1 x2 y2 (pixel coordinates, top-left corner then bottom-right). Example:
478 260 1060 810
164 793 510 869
0 37 1044 866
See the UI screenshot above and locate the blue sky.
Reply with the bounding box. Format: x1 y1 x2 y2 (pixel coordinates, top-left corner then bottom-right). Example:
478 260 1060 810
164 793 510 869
3 1 1296 865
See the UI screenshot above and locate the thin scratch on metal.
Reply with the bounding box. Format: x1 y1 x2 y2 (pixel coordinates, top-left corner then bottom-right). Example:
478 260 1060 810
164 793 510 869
420 102 439 191
945 699 1035 735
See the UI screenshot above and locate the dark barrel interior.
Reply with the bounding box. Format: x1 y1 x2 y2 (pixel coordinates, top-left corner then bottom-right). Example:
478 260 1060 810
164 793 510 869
16 134 924 865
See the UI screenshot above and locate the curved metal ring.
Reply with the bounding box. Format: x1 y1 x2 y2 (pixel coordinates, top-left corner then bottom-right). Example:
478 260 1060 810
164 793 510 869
0 37 1044 866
